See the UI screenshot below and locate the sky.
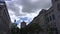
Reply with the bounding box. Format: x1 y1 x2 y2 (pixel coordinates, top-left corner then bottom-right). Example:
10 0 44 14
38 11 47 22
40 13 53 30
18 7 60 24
4 0 52 28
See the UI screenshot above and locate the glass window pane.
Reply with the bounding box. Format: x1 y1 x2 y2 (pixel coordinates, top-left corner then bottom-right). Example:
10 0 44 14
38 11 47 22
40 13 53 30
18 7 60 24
49 16 52 21
55 0 58 1
57 3 60 11
52 15 55 20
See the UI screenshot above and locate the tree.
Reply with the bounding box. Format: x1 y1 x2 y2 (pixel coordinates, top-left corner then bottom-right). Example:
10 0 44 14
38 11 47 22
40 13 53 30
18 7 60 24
27 23 43 34
20 27 27 34
10 23 20 34
47 25 53 34
20 23 43 34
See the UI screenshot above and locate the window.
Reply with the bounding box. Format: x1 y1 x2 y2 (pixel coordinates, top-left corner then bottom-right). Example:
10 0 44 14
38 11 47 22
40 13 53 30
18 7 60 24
55 0 58 1
57 3 60 11
0 18 2 24
49 16 52 21
52 10 53 12
55 28 58 34
46 16 52 22
46 17 49 22
0 7 2 10
52 15 55 20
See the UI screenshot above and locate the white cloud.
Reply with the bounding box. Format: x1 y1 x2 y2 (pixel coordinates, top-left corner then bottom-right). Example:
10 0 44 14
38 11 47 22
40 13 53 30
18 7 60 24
17 23 20 28
6 0 52 28
8 10 20 23
8 7 41 28
30 0 39 3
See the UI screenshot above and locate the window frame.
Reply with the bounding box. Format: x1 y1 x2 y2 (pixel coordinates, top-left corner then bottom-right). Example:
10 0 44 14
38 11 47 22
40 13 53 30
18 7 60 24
57 3 60 11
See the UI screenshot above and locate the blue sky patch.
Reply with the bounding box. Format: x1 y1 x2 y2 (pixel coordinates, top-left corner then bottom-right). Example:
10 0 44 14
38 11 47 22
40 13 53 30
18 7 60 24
20 17 28 21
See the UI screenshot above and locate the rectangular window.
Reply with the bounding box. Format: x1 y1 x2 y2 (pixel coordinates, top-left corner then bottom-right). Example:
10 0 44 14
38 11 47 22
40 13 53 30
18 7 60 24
0 7 2 10
46 16 52 22
52 15 55 20
49 16 52 21
55 0 58 1
57 3 60 11
46 17 49 22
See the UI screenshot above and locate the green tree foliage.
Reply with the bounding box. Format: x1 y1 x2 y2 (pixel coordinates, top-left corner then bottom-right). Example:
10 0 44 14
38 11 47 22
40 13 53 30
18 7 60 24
47 25 53 34
27 23 43 32
20 23 43 34
10 23 20 34
20 28 27 34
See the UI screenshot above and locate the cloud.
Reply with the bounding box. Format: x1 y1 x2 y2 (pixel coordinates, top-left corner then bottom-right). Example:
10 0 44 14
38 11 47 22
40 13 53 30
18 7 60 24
8 10 20 23
17 23 20 28
16 16 31 28
21 0 52 13
6 0 52 15
6 0 52 28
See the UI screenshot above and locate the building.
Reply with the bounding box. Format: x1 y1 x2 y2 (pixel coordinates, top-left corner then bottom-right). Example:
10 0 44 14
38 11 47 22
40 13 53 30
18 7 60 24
0 1 11 34
45 0 60 34
27 0 60 34
28 9 48 34
21 21 26 28
52 0 60 34
28 0 60 34
45 7 58 34
37 9 48 34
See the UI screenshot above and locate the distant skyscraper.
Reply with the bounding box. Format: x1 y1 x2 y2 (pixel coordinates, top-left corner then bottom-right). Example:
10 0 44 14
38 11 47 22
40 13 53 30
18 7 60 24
0 1 11 34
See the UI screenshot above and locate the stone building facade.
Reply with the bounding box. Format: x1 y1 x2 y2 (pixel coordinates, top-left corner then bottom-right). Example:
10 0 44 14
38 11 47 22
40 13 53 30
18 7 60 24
29 9 48 34
28 0 60 34
51 0 60 34
0 1 11 34
21 21 26 28
45 7 58 34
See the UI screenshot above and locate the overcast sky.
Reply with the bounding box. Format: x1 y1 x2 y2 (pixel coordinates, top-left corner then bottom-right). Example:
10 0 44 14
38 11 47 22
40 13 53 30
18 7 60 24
5 0 52 28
